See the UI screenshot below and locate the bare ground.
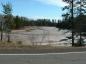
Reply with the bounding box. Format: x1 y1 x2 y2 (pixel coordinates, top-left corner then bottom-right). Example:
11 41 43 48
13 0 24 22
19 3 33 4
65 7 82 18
0 45 85 54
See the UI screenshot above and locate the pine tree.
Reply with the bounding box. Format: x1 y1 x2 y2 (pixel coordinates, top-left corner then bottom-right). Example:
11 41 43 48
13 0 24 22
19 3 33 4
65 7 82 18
2 3 13 42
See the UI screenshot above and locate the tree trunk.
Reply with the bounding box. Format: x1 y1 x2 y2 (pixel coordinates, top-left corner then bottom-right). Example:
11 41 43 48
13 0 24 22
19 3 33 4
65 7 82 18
79 32 82 46
71 0 75 46
7 32 10 42
1 21 3 41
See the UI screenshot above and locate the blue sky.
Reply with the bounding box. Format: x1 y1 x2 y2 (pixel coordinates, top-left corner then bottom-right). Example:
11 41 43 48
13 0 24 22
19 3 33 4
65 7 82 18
0 0 67 20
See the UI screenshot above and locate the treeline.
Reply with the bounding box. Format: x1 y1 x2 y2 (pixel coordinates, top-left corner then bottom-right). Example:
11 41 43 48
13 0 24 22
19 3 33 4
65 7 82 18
13 16 57 29
56 15 86 32
0 15 57 29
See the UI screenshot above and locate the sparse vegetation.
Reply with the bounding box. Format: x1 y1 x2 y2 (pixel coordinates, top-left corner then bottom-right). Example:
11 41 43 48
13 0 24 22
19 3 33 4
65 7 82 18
17 41 22 45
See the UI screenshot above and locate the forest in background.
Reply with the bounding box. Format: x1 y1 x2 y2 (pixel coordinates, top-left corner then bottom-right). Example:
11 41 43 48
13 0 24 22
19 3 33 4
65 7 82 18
0 15 57 29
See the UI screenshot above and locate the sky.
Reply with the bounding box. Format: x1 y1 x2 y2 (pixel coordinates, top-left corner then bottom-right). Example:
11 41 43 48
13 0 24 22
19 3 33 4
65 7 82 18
0 0 67 20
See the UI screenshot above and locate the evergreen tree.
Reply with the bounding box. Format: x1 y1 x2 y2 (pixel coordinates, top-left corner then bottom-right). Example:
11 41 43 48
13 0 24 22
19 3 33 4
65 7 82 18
63 0 76 46
2 3 13 42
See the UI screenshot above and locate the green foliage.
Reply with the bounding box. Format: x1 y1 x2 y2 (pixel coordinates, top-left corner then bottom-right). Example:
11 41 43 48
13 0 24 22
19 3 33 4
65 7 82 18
2 3 13 30
2 3 12 15
13 16 57 29
2 3 13 42
0 14 57 30
57 0 86 46
14 16 22 29
57 15 86 32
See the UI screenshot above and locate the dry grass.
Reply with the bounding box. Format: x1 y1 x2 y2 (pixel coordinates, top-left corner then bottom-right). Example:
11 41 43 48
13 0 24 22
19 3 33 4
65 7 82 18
0 41 57 49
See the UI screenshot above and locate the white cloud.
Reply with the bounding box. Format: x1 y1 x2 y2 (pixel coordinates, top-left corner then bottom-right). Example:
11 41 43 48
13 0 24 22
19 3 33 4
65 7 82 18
36 0 68 7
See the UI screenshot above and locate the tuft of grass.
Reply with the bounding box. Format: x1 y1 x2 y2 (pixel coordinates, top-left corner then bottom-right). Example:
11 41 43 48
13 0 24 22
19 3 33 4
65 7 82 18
17 41 22 45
